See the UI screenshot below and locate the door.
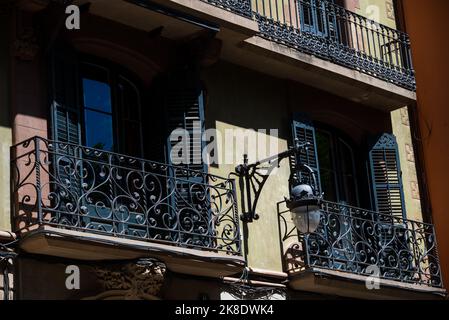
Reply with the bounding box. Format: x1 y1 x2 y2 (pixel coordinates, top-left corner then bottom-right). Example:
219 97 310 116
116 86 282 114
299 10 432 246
79 61 146 235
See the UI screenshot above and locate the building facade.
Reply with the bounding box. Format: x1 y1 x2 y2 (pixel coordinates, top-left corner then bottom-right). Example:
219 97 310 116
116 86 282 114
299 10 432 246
0 0 446 300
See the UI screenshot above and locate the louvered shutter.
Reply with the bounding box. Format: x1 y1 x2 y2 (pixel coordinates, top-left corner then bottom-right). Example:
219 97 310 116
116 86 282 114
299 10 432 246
368 133 406 219
49 46 82 225
165 78 207 175
164 73 209 247
291 117 321 193
50 46 81 147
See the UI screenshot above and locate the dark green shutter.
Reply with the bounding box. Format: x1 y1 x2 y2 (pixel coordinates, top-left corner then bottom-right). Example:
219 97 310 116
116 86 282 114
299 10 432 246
291 117 321 193
164 73 209 246
368 133 406 219
49 46 82 226
165 77 207 175
50 46 81 147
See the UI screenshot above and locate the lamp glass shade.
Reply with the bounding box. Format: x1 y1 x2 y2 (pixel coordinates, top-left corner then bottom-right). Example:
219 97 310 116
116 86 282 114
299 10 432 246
290 204 321 234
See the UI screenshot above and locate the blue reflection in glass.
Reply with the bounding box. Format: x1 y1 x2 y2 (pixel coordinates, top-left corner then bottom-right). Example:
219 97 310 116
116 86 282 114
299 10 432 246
84 110 113 151
83 78 112 112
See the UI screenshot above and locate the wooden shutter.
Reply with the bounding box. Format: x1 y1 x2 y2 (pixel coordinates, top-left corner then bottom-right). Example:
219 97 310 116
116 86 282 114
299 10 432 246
164 73 209 246
50 45 81 147
165 74 207 176
291 117 321 193
49 46 82 224
368 133 406 218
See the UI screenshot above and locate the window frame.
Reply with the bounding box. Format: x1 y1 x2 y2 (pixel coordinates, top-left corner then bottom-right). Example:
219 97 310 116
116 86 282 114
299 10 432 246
78 56 145 158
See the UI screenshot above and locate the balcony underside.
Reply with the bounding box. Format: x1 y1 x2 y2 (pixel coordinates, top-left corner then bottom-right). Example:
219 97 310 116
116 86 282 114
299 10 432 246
228 35 416 111
19 226 245 278
289 267 447 300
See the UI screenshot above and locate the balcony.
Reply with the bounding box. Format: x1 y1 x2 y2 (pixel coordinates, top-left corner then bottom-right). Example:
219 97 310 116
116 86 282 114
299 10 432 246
201 0 253 17
11 137 244 278
279 200 445 298
203 0 415 90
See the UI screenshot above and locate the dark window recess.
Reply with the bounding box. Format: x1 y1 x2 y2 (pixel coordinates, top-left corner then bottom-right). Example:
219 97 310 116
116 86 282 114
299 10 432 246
316 129 359 207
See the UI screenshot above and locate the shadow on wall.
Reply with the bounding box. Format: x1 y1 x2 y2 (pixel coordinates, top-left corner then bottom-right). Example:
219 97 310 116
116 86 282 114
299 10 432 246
201 61 392 146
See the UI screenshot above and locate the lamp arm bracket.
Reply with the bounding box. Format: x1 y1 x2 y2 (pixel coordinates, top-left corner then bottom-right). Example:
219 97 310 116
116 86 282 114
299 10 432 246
234 141 311 223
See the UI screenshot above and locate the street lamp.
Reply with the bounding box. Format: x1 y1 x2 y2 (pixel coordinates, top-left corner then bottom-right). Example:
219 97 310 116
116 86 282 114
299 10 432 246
234 140 322 234
286 177 322 234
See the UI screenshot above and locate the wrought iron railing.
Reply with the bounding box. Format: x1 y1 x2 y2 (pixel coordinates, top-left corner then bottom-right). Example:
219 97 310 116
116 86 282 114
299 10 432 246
201 0 415 90
201 0 253 17
280 200 442 287
0 251 14 301
11 137 241 255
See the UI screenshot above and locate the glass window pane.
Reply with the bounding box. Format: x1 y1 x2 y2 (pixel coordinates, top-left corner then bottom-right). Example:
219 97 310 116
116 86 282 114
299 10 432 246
316 130 338 202
83 78 112 113
84 109 114 151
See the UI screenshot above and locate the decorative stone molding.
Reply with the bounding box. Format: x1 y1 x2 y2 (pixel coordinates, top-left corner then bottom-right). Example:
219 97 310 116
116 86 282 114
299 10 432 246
12 8 40 61
386 0 395 20
0 0 15 15
93 259 166 300
13 36 39 61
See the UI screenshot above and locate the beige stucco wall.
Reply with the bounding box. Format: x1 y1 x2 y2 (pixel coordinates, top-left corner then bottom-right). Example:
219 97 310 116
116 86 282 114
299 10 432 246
354 0 397 29
391 108 422 222
0 11 12 231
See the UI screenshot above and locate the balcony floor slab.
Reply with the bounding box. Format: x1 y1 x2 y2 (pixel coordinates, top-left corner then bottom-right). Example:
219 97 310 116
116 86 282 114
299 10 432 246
289 267 447 300
19 226 245 279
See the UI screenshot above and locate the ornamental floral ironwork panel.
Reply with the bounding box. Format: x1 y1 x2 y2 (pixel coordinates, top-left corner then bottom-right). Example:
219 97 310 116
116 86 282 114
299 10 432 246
279 200 442 287
201 0 253 17
11 137 241 255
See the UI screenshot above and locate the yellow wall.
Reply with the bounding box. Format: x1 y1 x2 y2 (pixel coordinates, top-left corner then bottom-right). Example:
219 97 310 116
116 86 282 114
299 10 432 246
355 0 397 29
203 63 290 272
202 61 391 272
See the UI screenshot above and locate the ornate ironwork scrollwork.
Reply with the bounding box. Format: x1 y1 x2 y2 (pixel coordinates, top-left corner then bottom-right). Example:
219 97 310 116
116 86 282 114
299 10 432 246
201 0 253 17
11 137 241 256
279 200 442 287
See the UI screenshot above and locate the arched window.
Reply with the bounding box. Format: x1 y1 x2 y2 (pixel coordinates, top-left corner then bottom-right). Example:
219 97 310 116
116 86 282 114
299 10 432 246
291 116 405 217
80 59 143 158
